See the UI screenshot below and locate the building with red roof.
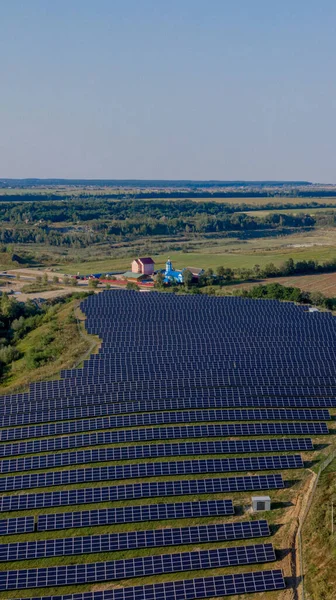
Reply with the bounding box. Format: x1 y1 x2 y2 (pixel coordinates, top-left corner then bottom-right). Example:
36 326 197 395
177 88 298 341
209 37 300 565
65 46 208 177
131 257 155 276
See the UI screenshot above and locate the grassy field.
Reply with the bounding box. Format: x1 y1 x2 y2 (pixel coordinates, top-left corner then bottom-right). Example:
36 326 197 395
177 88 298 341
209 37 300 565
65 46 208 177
238 207 336 216
225 272 336 298
58 243 336 275
302 458 336 600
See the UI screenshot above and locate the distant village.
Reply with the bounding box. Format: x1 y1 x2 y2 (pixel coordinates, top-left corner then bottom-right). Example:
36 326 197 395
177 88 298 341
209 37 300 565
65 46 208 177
76 257 205 287
125 257 204 285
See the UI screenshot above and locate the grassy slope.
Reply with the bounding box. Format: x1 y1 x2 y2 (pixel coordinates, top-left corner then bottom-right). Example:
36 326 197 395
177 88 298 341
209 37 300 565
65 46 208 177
0 299 100 395
302 459 336 600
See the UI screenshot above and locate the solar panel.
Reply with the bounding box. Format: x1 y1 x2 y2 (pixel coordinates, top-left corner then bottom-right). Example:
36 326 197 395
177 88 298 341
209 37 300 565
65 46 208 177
0 544 276 590
0 517 35 536
37 500 234 531
0 436 313 460
0 442 306 482
0 403 330 427
0 520 270 561
0 420 328 442
0 455 303 490
0 474 284 511
15 569 286 600
2 392 336 414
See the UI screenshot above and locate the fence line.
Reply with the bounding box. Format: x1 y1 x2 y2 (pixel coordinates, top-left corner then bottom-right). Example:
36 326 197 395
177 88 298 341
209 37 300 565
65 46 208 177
297 446 336 600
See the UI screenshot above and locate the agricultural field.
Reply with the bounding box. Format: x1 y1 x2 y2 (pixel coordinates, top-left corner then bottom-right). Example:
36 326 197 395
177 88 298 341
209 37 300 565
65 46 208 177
229 272 336 298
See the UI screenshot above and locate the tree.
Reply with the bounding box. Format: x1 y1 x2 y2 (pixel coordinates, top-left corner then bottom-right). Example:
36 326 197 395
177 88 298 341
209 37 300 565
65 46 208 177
216 266 225 278
52 276 59 284
204 268 214 284
36 275 42 284
155 272 164 288
63 276 70 285
105 283 111 290
282 258 295 275
253 264 261 277
183 269 193 289
70 278 78 286
42 273 48 285
223 268 234 282
262 263 279 278
126 282 138 290
88 279 99 289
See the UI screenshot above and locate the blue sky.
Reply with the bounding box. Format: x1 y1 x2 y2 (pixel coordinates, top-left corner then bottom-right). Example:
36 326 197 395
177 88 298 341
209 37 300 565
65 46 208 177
1 0 336 181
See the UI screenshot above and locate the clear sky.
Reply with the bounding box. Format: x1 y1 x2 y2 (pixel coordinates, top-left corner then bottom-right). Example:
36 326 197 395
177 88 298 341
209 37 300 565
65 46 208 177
1 0 336 181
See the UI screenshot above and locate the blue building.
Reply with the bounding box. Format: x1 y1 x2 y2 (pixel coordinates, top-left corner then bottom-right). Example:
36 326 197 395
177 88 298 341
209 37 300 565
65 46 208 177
163 258 184 284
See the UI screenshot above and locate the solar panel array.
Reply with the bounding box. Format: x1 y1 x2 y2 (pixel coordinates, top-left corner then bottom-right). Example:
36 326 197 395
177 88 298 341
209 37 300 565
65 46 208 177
0 474 284 512
0 517 35 536
0 290 334 598
37 500 234 531
0 520 270 561
0 436 313 459
0 420 328 442
0 544 276 590
16 569 286 600
0 405 328 426
0 453 303 477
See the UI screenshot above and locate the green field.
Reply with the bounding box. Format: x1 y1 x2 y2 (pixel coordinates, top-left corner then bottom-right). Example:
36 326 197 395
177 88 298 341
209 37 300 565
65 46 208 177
59 243 336 275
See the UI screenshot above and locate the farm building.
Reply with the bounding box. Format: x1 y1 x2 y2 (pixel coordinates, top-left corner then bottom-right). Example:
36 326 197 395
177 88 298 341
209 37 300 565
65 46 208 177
185 266 204 279
131 257 155 275
123 271 148 282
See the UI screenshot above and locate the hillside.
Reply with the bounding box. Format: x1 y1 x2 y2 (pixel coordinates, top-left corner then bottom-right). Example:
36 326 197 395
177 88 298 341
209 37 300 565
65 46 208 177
0 291 334 600
302 459 336 599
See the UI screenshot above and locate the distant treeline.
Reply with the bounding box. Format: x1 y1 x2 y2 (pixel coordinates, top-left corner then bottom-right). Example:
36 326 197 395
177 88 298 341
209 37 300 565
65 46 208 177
0 199 336 247
2 191 336 202
1 212 336 247
0 179 312 188
180 258 336 288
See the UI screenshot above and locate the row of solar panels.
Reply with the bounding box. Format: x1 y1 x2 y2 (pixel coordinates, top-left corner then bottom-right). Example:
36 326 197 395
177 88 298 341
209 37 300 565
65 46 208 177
22 381 336 401
37 500 235 531
0 406 329 427
0 420 329 443
0 455 303 491
2 388 336 412
23 373 336 391
6 380 336 403
0 520 270 561
43 374 336 391
0 544 277 591
17 568 286 600
0 499 233 535
0 474 284 511
1 395 336 417
0 437 313 461
2 386 336 411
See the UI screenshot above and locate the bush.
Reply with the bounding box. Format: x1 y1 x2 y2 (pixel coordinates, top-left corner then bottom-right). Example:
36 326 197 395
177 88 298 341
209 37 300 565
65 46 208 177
88 279 99 289
0 345 20 365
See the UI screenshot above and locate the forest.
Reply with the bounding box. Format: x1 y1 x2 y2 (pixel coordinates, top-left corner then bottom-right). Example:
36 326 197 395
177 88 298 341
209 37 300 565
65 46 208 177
1 198 336 248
